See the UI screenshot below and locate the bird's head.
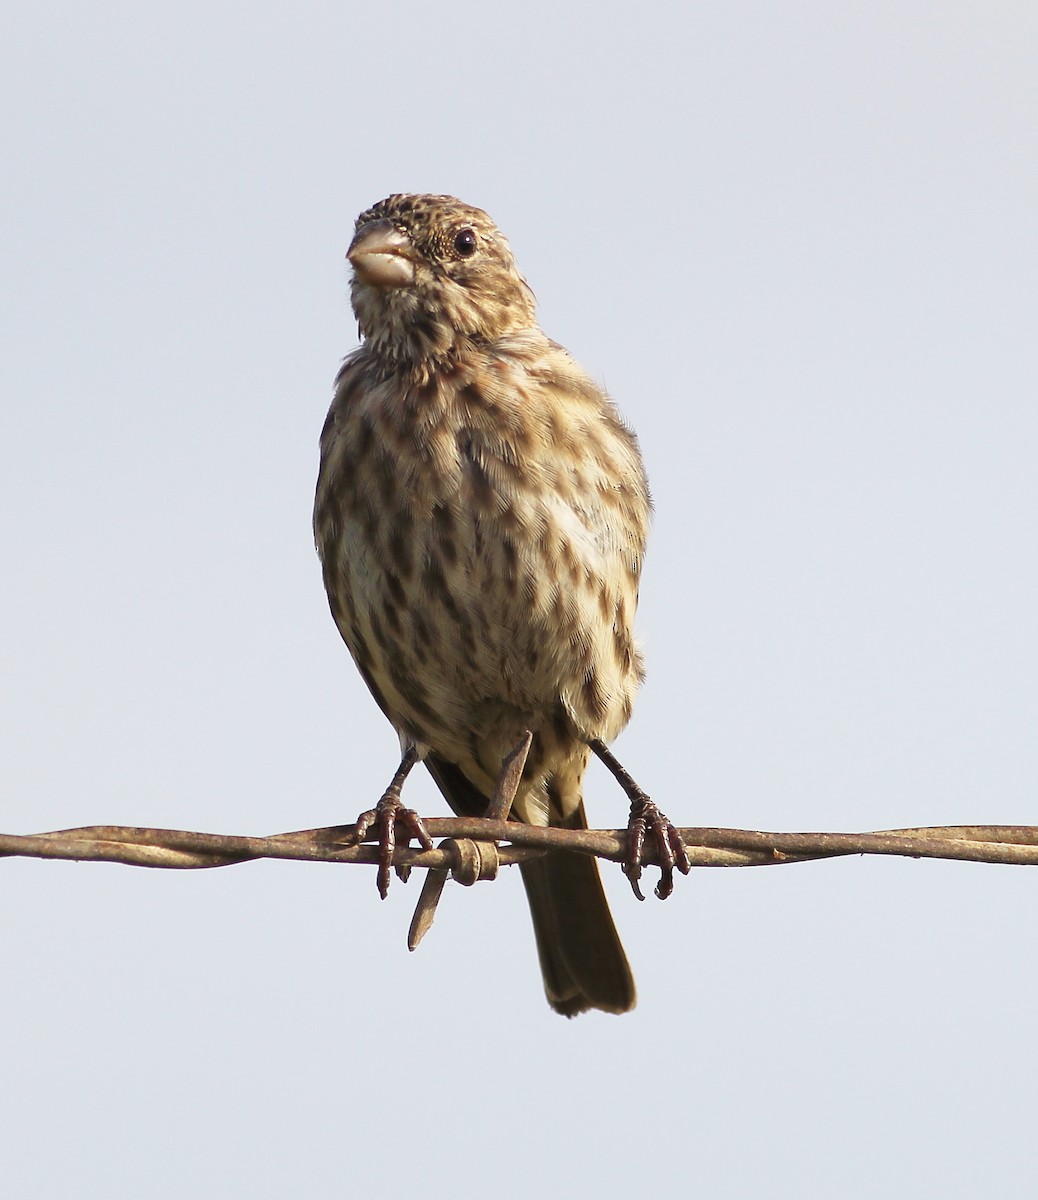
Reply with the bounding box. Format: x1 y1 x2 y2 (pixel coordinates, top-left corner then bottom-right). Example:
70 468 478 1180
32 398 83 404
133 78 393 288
347 194 538 368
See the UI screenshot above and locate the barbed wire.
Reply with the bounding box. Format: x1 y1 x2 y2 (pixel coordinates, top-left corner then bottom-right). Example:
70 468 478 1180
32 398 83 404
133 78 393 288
6 820 1035 946
4 819 1037 871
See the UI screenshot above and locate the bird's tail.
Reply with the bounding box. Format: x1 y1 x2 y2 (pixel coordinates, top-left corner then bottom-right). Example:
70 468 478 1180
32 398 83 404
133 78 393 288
425 753 635 1016
519 800 635 1017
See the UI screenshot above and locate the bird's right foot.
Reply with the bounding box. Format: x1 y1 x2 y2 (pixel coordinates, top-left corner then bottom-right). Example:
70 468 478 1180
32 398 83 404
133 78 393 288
350 747 432 898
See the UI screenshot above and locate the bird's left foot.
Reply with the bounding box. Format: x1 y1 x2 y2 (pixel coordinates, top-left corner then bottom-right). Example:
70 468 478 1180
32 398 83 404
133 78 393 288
623 794 691 901
351 747 433 898
590 738 691 901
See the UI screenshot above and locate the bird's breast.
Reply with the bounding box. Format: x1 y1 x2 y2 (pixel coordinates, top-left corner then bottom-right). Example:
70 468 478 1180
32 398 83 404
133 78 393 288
314 350 647 759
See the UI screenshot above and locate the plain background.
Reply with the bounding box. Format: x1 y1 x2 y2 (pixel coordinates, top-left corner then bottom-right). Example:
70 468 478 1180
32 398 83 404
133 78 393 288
2 3 1035 1196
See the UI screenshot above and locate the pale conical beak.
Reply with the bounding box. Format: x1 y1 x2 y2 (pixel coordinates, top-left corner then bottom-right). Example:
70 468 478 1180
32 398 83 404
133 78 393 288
347 220 416 288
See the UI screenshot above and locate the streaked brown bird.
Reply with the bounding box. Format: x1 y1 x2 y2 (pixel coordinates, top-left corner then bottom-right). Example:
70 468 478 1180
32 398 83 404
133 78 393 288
314 194 687 1016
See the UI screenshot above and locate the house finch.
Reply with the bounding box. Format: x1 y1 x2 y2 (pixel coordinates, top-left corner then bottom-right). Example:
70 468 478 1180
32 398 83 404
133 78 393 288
314 194 688 1016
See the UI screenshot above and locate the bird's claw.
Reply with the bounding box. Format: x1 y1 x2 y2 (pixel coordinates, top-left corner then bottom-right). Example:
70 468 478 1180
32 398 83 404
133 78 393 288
623 796 691 901
352 790 433 899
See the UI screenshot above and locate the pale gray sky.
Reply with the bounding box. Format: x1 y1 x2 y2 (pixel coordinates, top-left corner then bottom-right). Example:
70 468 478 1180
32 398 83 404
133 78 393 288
2 3 1036 1196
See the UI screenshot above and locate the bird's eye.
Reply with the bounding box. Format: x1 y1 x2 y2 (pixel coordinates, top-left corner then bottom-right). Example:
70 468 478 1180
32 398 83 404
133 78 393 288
453 228 478 257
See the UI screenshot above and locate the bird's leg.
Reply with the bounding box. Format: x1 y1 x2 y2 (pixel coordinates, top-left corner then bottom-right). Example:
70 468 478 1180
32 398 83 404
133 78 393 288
351 745 433 898
589 738 691 901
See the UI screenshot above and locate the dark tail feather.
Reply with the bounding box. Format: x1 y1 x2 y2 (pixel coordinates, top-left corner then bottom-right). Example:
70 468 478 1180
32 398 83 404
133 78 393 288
519 834 636 1016
424 753 636 1017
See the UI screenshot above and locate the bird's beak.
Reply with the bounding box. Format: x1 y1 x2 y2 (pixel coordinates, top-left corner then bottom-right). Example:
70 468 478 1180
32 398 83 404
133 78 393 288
347 220 416 288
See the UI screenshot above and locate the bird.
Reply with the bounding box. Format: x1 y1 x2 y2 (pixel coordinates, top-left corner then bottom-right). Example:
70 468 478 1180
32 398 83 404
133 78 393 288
314 193 687 1016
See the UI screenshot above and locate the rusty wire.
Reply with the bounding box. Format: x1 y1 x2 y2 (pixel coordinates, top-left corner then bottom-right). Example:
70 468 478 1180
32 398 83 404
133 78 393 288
6 819 1035 948
3 820 1038 873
